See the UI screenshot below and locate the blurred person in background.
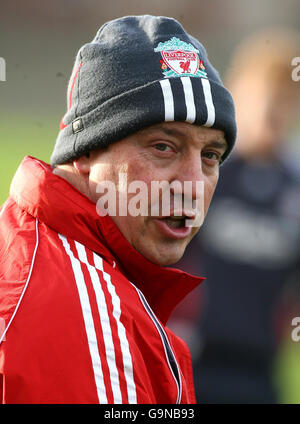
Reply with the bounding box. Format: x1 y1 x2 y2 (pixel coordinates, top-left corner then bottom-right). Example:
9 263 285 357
172 28 300 403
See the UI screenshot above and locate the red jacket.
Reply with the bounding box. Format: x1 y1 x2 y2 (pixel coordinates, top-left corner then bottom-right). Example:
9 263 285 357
0 156 203 404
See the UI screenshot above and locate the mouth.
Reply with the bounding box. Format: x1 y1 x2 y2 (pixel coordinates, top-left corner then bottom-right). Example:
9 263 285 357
154 214 194 239
163 216 187 228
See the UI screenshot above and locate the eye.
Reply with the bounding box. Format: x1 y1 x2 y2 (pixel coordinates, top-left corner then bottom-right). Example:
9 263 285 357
154 143 173 152
202 151 223 164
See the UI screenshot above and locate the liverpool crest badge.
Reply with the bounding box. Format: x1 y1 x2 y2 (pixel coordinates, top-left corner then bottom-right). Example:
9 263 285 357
154 37 208 79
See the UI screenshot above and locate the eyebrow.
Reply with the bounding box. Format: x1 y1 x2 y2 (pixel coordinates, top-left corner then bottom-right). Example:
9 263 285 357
146 125 228 151
206 140 228 151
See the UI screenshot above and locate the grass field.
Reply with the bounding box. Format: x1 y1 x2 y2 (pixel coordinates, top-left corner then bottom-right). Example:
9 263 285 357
0 116 57 204
274 339 300 403
1 114 300 403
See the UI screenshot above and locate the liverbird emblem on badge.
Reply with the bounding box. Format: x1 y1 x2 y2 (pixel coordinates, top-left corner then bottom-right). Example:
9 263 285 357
154 37 208 79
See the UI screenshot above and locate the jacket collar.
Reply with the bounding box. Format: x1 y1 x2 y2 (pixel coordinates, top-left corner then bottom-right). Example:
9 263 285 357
10 156 204 324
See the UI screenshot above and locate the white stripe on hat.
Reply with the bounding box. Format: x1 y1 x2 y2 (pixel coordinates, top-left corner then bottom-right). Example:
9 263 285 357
159 79 174 121
58 234 108 404
180 77 196 124
93 253 137 404
75 242 123 404
201 78 215 127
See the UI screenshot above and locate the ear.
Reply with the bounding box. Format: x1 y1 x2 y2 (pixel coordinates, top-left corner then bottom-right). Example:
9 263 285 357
73 154 91 175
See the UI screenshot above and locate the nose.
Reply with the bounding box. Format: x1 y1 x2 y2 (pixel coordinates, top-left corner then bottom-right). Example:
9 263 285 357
167 153 204 225
172 153 204 201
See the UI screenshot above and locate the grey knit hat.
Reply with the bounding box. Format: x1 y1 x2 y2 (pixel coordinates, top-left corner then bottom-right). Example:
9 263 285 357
51 15 236 166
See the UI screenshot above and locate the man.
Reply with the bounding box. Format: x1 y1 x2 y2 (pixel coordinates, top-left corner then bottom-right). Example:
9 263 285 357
174 29 300 403
0 15 236 403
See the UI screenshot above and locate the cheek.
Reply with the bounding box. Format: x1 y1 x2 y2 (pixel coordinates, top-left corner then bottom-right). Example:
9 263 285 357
126 164 154 202
89 158 128 200
88 165 112 203
204 174 219 212
127 160 151 182
89 162 113 185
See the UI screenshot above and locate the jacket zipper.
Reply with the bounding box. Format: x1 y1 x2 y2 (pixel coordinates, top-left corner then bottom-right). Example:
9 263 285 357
131 283 182 404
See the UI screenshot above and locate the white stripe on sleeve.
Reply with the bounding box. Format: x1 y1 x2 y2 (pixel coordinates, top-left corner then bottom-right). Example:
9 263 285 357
180 77 196 124
201 78 215 127
93 253 137 404
75 241 123 404
159 79 174 121
58 234 108 404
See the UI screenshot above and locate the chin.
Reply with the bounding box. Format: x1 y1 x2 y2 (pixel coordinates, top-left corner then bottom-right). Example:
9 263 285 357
143 245 186 267
130 227 191 266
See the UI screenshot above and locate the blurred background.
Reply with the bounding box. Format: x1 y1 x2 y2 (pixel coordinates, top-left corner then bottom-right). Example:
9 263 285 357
1 0 300 404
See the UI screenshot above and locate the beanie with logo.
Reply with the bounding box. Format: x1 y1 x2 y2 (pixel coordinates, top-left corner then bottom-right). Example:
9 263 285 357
50 15 236 166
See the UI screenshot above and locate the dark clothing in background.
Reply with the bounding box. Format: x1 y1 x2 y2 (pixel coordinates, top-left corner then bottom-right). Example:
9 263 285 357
179 153 300 403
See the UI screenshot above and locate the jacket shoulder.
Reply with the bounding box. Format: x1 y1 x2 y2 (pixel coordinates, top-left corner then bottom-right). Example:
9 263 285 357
0 198 38 323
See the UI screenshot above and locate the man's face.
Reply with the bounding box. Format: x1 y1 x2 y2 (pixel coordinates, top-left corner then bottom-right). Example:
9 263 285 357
86 122 227 266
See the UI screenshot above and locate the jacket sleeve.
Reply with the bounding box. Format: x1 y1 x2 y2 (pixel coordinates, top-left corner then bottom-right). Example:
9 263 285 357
0 374 3 403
